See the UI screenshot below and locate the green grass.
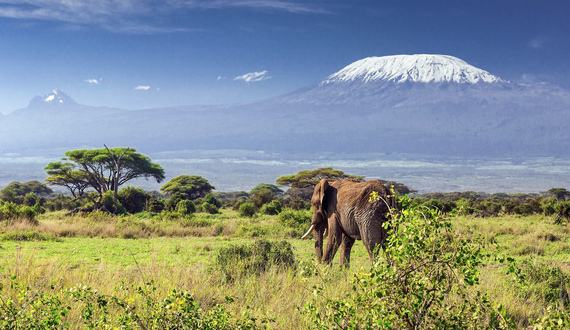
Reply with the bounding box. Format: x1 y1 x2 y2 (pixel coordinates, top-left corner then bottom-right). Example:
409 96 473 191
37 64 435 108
0 210 568 328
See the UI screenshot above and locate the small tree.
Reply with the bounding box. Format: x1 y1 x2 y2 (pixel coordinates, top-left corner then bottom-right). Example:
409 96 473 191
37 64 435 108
118 187 149 214
45 147 164 204
276 167 364 189
161 176 214 200
249 184 283 208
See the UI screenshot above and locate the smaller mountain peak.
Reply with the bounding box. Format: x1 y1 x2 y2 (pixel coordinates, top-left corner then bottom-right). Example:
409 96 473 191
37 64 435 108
43 89 73 104
322 54 504 85
28 89 77 109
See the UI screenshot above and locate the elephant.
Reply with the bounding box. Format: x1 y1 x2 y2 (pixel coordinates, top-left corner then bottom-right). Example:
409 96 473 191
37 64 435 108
301 179 394 266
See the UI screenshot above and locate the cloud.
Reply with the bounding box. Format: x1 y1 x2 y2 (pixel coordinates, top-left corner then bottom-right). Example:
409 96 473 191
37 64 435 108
234 70 271 82
84 78 101 85
0 0 327 33
134 85 151 91
528 37 545 49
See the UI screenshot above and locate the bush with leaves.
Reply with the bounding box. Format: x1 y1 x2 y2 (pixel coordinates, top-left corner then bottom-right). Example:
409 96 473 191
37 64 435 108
278 208 311 228
239 202 257 217
117 186 149 214
214 240 296 282
0 278 265 329
249 184 283 208
199 202 220 214
0 201 38 222
100 191 126 215
176 199 196 216
259 199 282 215
304 196 510 329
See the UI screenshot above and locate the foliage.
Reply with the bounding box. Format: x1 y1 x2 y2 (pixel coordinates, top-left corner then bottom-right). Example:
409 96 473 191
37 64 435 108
0 181 52 204
118 186 149 214
249 184 283 208
214 240 296 282
176 199 196 216
45 147 165 203
200 202 220 214
277 208 311 228
0 278 264 329
161 175 214 200
508 259 569 310
259 200 282 215
145 197 166 213
239 202 257 217
276 168 364 188
304 196 510 329
100 191 126 215
0 201 38 222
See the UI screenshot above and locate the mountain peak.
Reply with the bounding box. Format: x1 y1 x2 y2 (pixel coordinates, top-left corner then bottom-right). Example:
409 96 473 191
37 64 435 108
322 54 504 85
27 89 77 109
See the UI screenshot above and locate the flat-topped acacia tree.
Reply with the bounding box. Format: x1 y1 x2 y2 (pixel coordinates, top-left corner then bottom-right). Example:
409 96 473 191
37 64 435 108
45 147 165 203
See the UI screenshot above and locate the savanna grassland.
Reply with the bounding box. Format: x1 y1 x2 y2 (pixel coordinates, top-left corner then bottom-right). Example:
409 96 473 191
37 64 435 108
0 210 568 329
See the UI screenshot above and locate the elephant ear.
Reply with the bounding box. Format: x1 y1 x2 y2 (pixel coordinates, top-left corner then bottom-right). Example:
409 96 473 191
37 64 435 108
317 179 330 213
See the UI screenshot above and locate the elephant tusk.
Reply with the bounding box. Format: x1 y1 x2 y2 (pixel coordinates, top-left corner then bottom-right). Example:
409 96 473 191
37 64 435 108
323 228 327 238
301 224 315 239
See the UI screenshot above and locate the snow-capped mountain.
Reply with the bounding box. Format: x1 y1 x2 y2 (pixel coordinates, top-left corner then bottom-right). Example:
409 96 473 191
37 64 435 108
27 89 77 109
321 54 503 85
1 54 569 157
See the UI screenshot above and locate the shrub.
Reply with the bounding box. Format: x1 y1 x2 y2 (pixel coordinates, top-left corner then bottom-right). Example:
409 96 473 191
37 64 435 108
146 197 165 213
100 191 126 215
554 200 570 224
239 202 256 217
118 186 149 214
0 201 38 222
0 278 264 329
200 201 219 214
278 208 311 228
249 184 283 208
175 199 196 216
259 199 282 215
304 196 510 329
201 193 222 208
214 240 296 282
160 175 214 200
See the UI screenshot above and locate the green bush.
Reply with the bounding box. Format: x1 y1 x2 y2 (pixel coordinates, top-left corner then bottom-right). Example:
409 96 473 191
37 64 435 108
200 201 219 214
259 199 282 215
175 199 196 216
201 193 222 208
214 240 296 282
554 200 570 224
249 184 283 208
146 197 165 213
100 191 126 215
304 196 510 329
278 208 311 228
239 202 256 217
0 278 264 329
118 186 149 214
0 201 38 222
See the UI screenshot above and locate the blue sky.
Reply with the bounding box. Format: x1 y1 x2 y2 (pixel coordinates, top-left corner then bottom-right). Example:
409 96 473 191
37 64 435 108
0 0 569 113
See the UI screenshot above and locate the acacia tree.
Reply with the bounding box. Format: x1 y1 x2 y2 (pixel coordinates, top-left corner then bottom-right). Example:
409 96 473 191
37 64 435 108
276 167 364 189
45 147 165 202
160 175 214 200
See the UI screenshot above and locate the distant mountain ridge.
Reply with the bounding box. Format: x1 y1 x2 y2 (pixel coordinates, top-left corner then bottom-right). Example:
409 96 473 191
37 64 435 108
1 54 569 157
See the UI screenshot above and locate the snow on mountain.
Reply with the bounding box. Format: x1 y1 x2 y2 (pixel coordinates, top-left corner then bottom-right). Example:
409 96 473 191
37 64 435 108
27 89 77 110
322 54 503 85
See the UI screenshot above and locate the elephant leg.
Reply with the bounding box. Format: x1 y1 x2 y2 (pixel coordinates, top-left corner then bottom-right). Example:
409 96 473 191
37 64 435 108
339 234 355 267
322 214 342 264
